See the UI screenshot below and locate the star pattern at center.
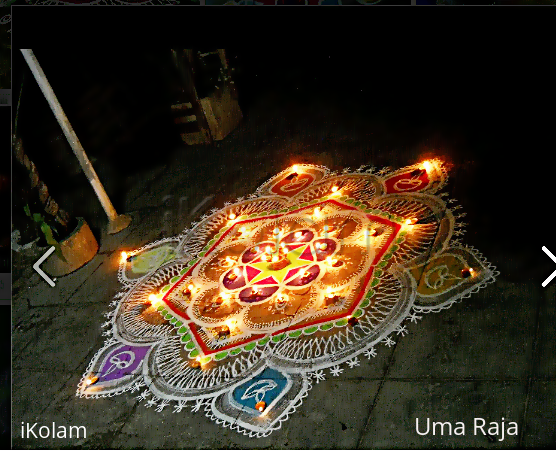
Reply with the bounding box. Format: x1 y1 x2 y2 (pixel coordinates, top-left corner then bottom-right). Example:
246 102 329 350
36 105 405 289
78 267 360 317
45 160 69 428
248 243 313 284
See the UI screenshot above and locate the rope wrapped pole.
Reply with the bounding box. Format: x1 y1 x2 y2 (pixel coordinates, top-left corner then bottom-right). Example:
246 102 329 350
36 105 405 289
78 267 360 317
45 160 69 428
20 49 131 234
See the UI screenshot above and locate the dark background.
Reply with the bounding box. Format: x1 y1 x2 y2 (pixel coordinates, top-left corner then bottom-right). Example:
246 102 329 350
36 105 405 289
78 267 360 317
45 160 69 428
0 107 9 274
11 38 556 269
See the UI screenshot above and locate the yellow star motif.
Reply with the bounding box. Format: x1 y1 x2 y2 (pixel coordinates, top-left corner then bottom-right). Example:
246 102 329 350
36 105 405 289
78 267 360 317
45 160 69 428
249 244 313 285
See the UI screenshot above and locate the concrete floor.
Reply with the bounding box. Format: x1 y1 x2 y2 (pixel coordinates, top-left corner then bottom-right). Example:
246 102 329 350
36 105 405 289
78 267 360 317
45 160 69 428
11 89 556 448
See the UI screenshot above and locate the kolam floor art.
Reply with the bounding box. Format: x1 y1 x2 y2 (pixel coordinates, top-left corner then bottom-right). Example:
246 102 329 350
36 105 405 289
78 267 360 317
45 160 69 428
77 161 498 437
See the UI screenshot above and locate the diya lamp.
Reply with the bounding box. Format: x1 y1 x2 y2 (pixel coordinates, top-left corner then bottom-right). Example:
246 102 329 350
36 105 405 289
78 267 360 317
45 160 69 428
323 225 335 235
182 283 195 298
228 267 241 281
148 294 162 307
313 207 322 220
191 356 202 369
255 401 266 413
225 318 238 333
330 185 340 196
217 324 230 339
325 287 335 304
326 256 343 267
410 167 427 177
84 374 99 386
220 291 232 303
315 242 328 251
347 316 359 327
286 165 299 180
294 231 304 240
269 254 290 271
421 160 433 174
227 213 237 226
461 268 475 278
405 218 418 226
365 227 378 237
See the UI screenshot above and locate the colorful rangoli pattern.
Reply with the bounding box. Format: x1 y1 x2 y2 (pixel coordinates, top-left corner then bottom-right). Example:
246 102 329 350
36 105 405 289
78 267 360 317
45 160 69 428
79 161 498 437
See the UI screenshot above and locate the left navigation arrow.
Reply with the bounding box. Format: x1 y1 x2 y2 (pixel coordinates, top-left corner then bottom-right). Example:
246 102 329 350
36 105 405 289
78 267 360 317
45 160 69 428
33 246 56 287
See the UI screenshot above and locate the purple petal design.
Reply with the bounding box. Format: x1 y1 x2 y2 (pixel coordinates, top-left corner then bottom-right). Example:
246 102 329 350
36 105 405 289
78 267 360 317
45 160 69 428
242 241 276 263
239 286 279 303
281 229 314 245
98 345 151 382
313 239 337 261
222 267 247 290
286 264 320 287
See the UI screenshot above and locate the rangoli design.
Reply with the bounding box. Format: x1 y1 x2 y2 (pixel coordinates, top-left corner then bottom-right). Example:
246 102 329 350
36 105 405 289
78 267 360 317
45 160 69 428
78 161 498 437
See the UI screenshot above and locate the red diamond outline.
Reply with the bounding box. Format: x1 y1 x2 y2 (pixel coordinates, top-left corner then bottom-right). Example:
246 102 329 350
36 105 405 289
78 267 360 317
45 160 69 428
162 199 401 356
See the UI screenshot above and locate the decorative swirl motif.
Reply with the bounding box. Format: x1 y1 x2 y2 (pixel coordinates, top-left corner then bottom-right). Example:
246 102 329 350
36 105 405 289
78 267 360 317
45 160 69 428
241 379 278 404
104 351 136 376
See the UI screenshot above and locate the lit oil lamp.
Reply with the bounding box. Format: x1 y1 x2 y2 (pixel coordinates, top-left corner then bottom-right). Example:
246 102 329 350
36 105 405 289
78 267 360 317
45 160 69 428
228 213 236 221
315 242 328 251
255 401 266 413
294 231 304 240
148 294 162 307
326 256 342 267
120 251 128 263
405 218 418 226
225 318 238 331
313 207 321 219
421 160 433 174
410 167 427 177
365 227 378 237
228 267 240 281
324 287 342 307
347 315 358 326
269 254 290 271
461 267 475 278
182 283 195 297
286 165 299 180
84 374 99 386
216 324 230 340
237 226 248 238
191 356 202 368
300 270 312 282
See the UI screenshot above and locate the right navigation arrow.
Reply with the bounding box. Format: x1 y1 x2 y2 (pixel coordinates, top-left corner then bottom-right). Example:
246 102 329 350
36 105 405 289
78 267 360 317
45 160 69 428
542 246 556 288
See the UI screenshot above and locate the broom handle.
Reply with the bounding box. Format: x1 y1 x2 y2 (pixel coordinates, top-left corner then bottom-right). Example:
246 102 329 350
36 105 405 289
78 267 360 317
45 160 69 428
20 49 119 223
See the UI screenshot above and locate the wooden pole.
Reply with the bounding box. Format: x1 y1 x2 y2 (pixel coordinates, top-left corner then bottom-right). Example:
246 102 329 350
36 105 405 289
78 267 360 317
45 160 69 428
20 49 131 234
